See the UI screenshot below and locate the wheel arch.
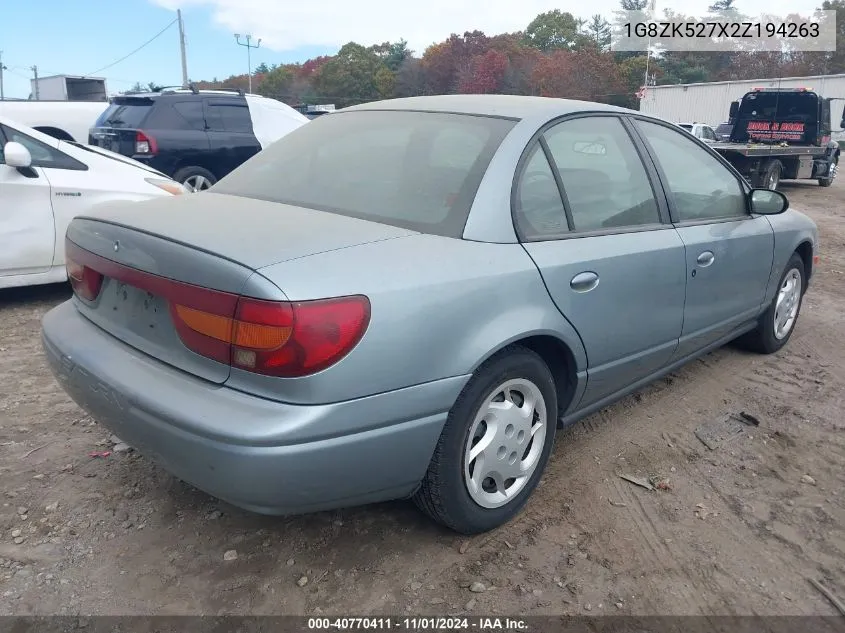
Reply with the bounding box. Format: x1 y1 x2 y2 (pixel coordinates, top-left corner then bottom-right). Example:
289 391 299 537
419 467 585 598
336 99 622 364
33 126 75 142
795 240 814 289
471 332 585 421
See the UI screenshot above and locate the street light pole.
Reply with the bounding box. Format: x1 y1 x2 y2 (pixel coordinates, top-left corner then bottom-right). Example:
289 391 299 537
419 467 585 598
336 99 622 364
234 34 261 93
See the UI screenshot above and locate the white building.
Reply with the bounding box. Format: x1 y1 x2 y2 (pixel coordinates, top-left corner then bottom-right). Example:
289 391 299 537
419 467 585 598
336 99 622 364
639 73 845 135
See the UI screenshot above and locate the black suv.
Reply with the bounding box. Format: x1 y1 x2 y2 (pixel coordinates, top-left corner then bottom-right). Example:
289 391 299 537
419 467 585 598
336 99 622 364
89 88 307 191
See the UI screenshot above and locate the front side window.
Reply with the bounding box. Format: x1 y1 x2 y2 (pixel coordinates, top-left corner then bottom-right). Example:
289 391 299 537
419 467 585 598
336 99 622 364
212 110 516 237
0 125 85 170
543 116 661 231
636 120 747 222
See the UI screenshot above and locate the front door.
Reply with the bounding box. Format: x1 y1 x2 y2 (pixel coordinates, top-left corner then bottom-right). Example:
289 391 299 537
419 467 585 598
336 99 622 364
517 115 686 409
0 125 55 277
632 119 775 359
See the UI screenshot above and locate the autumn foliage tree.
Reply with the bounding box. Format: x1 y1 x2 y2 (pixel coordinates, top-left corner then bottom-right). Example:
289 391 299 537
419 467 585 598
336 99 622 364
191 1 845 111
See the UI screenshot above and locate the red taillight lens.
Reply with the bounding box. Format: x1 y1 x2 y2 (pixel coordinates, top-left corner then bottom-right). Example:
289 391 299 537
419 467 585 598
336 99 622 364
66 255 103 301
171 296 370 377
135 130 157 155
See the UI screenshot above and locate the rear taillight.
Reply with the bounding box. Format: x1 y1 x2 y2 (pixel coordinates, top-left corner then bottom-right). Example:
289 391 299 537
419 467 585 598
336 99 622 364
63 239 369 378
66 255 103 301
135 130 157 155
171 295 370 377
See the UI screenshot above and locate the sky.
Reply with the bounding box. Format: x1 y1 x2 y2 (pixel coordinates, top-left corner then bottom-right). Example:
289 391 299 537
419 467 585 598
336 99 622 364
0 0 829 99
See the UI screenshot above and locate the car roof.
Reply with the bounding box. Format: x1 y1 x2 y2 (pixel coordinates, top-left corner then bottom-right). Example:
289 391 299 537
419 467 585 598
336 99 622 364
344 95 636 120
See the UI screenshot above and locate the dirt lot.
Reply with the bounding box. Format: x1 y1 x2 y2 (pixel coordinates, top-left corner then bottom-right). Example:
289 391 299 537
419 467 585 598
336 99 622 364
1 181 844 617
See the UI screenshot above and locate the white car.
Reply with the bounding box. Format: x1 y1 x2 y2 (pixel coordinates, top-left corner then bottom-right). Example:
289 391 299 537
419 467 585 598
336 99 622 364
0 101 108 144
679 122 719 144
1 116 186 290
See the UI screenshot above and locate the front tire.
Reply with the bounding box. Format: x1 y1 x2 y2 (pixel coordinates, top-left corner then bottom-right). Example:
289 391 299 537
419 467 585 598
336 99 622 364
413 346 557 534
755 159 783 191
736 253 805 354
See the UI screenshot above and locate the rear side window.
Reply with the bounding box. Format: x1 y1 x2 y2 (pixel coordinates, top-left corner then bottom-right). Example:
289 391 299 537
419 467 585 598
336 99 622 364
543 116 661 232
207 101 253 133
95 100 153 128
212 110 516 238
143 100 206 131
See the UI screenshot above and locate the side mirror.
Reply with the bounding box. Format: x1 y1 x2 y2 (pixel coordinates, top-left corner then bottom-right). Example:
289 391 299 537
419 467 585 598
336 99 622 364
750 189 789 215
4 142 33 169
729 101 740 119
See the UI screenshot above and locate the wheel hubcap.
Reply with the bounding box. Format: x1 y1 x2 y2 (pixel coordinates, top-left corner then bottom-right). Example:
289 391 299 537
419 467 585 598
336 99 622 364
829 162 838 181
463 379 548 509
184 175 211 192
774 268 802 340
768 170 779 190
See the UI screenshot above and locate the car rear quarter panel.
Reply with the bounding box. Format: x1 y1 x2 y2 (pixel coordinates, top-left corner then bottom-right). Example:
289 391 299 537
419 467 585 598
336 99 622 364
762 209 819 303
231 235 587 405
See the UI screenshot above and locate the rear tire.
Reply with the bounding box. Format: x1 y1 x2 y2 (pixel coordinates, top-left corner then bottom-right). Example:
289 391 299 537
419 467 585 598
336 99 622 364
413 346 557 534
755 159 782 191
818 156 838 187
736 253 805 354
174 166 217 192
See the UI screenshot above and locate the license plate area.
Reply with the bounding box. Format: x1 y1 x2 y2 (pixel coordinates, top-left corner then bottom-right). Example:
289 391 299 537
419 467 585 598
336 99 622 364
98 278 172 340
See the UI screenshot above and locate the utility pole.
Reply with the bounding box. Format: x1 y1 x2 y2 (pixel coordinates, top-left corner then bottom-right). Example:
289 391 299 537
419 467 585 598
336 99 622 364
31 65 39 100
177 9 189 88
0 51 5 101
234 34 261 93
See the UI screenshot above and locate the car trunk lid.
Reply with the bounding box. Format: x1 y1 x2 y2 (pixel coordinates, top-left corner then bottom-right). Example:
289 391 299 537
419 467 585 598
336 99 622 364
64 196 414 383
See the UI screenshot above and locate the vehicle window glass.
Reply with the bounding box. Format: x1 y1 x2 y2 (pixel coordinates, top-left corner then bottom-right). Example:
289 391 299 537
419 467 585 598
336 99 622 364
636 120 747 222
172 101 206 131
543 116 660 231
95 100 152 128
0 126 6 163
208 103 253 133
211 110 516 238
514 145 567 238
703 127 717 141
0 125 85 170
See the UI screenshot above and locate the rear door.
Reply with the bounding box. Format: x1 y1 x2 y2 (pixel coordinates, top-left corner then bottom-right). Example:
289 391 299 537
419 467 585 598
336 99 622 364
204 97 261 179
518 114 686 409
0 124 56 276
632 118 774 359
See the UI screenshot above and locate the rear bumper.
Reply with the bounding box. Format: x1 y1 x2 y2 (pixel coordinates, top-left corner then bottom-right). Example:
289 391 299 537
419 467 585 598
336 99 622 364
42 301 467 515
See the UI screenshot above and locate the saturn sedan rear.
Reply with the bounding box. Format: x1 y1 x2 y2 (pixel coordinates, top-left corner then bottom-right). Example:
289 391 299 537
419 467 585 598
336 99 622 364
42 95 818 534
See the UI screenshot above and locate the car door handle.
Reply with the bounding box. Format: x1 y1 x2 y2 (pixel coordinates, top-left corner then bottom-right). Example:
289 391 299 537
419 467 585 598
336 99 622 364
697 251 715 267
570 271 599 293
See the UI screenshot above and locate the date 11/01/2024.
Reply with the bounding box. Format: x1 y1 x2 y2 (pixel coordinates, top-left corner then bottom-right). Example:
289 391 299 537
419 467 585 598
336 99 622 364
624 21 821 39
307 617 528 631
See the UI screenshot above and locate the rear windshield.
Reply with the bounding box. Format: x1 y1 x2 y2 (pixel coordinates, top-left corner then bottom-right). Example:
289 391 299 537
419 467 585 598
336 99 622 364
738 91 818 120
211 110 517 238
95 99 154 128
715 124 732 134
679 124 693 130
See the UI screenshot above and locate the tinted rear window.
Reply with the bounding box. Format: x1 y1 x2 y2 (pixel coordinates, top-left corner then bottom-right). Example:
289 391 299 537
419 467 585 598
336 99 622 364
715 124 732 134
96 99 154 128
212 110 516 238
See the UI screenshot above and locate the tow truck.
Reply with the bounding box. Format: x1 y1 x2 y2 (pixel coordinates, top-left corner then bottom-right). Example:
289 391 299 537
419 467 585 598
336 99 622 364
710 87 842 190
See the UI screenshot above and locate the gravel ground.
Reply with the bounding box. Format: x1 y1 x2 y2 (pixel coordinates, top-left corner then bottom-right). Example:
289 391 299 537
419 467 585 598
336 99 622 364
1 180 844 616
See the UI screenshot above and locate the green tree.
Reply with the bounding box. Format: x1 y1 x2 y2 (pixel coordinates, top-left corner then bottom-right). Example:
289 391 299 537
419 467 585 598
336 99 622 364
255 62 270 74
620 0 648 9
314 42 383 105
523 10 582 51
583 14 612 51
257 65 295 100
130 81 144 93
369 40 412 72
708 0 737 10
373 66 396 98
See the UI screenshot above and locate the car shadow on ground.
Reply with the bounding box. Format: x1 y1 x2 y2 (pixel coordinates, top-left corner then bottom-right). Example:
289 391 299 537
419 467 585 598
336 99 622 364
0 282 71 308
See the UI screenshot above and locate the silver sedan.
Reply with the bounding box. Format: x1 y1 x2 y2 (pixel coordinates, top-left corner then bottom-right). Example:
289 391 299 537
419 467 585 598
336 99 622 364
42 95 818 534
